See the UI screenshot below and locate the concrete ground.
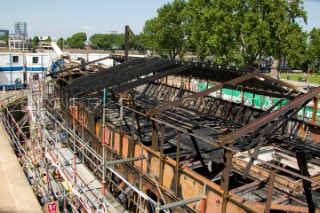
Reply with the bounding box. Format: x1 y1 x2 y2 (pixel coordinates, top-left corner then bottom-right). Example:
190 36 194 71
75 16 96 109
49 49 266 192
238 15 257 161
0 119 42 212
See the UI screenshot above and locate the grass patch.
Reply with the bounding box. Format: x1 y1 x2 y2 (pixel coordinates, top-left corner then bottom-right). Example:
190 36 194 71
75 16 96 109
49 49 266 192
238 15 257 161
280 73 320 84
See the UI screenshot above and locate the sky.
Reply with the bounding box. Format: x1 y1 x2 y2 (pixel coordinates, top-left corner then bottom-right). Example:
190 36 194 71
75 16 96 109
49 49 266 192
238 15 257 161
0 0 319 40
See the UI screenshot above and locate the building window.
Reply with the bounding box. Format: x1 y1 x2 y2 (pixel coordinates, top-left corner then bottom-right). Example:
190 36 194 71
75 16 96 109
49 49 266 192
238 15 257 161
33 74 39 80
12 56 19 63
33 57 39 64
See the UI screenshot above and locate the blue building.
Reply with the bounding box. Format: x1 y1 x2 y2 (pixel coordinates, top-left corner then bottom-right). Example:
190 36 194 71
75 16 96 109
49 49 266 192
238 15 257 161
0 29 9 37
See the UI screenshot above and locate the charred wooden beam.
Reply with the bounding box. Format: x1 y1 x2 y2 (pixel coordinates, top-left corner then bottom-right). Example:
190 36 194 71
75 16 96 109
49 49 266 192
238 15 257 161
147 72 257 117
112 64 192 94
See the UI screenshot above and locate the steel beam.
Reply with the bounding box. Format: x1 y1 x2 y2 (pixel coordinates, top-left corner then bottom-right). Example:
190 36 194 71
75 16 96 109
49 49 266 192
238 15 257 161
124 25 130 60
224 72 257 86
296 150 315 213
219 86 320 145
221 143 233 213
105 156 144 166
159 124 165 186
264 169 276 213
159 196 202 210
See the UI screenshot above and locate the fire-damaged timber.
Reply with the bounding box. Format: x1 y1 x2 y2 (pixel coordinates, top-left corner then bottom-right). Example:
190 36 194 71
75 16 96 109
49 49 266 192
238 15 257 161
46 56 320 213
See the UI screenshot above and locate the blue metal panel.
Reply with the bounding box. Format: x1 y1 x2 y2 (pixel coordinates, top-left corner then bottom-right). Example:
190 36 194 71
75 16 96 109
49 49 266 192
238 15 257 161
26 67 45 71
0 66 24 71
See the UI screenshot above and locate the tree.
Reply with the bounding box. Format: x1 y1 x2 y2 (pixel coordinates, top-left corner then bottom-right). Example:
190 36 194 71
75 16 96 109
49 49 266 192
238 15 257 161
265 0 307 73
184 0 307 66
46 36 52 43
32 36 39 48
57 37 64 49
130 34 144 50
68 32 87 49
307 28 320 73
142 0 188 60
90 34 113 49
0 35 8 44
114 33 125 49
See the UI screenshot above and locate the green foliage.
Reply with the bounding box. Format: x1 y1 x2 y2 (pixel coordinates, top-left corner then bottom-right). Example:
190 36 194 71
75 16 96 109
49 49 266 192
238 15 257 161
57 38 64 49
46 36 52 43
67 32 87 49
141 0 188 60
144 0 307 65
114 33 125 49
32 36 39 47
0 35 8 43
307 28 320 74
90 33 141 50
280 73 320 83
90 34 113 50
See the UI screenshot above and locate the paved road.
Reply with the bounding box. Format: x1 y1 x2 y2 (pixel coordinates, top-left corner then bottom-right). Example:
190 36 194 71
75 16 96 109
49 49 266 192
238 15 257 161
0 122 42 213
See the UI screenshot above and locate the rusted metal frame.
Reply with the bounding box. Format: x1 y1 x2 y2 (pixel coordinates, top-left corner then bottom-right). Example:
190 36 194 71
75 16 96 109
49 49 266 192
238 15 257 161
109 89 131 134
256 72 300 92
47 56 111 76
264 169 276 213
219 86 320 145
124 25 130 60
271 196 289 204
269 204 311 213
243 100 307 150
296 150 315 213
124 104 224 149
158 196 202 210
105 156 144 166
129 93 143 144
221 143 233 213
159 124 165 186
242 101 310 178
147 72 257 117
175 131 181 196
187 129 210 175
224 72 257 86
112 64 188 95
236 151 320 187
229 180 261 195
152 114 159 151
312 97 318 124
